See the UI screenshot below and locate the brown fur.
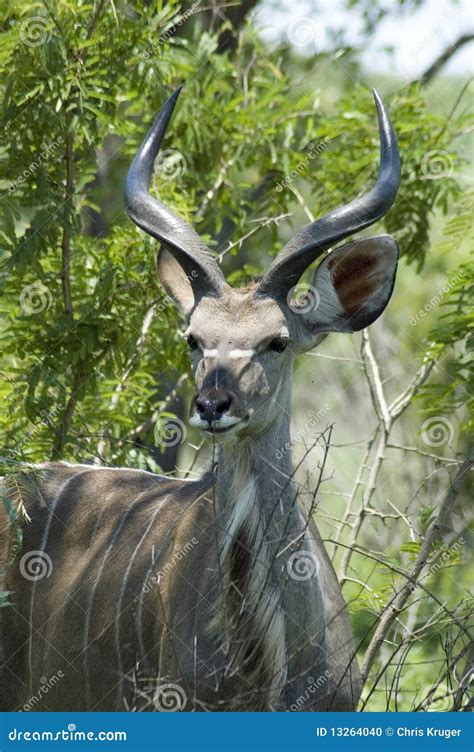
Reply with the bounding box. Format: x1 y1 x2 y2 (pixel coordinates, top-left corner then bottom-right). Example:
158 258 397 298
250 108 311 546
0 236 400 713
1 463 360 711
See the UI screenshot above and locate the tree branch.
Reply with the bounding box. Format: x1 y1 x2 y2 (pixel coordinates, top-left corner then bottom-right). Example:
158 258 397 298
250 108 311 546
125 373 189 446
51 369 85 459
360 455 472 684
96 303 157 461
60 127 75 319
361 329 391 431
339 341 440 581
389 357 436 420
420 33 474 86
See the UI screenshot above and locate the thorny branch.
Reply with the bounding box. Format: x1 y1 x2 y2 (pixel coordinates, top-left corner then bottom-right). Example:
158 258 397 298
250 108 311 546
51 0 109 458
338 332 438 583
96 303 158 461
360 453 472 683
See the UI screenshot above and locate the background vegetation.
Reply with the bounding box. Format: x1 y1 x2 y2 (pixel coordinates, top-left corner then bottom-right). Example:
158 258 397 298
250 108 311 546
0 0 472 710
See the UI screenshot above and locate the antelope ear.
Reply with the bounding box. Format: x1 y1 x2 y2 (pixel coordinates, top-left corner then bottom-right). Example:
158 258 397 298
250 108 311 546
301 235 399 335
156 247 195 316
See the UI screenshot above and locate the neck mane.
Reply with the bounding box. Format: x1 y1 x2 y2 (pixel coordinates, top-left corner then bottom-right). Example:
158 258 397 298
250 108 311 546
217 405 296 538
208 405 324 709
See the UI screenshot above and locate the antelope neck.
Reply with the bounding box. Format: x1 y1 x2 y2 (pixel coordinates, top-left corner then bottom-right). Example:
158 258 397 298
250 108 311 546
215 406 302 540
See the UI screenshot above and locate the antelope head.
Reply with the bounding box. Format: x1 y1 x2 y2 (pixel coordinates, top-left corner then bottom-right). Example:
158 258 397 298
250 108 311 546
125 87 400 441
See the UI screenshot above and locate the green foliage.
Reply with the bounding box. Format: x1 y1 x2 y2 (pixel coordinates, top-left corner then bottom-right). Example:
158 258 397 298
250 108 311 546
416 199 473 435
1 1 468 468
0 0 471 713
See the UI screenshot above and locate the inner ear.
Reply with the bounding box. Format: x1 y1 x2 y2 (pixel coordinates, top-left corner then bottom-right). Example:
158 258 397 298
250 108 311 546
302 235 399 335
156 247 195 316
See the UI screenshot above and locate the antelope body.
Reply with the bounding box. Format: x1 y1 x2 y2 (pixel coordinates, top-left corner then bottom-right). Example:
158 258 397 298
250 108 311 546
0 87 400 712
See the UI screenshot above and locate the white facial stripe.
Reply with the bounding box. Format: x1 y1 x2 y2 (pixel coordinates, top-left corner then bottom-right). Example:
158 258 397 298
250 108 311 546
229 349 255 359
212 415 241 427
189 414 242 429
189 415 206 428
203 349 219 358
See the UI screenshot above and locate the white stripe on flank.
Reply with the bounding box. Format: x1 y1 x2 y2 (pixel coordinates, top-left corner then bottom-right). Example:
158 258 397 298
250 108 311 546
114 495 169 699
83 487 150 708
136 558 157 664
27 470 89 695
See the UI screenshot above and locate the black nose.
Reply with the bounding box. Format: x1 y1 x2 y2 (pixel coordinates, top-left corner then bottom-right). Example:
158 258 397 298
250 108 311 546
195 394 232 424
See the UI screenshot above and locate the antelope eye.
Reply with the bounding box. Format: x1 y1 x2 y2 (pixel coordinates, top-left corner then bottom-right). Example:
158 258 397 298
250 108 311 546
187 334 199 351
269 338 288 353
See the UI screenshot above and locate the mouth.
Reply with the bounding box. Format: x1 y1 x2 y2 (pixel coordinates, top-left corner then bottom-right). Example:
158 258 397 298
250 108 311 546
189 414 250 435
208 421 244 434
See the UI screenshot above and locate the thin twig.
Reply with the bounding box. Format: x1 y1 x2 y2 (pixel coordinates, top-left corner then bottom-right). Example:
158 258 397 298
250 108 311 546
360 455 472 684
96 303 157 460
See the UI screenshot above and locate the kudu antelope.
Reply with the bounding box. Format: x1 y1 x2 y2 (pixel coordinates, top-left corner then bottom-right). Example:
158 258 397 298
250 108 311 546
1 87 400 712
